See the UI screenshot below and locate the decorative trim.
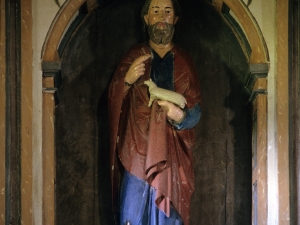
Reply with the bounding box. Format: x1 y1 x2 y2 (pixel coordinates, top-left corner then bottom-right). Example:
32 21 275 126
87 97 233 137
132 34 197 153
42 88 58 93
42 64 61 87
57 3 88 58
245 63 269 92
42 61 61 71
212 0 269 64
248 77 268 103
5 0 21 223
42 61 62 104
222 2 251 61
54 0 61 8
42 0 86 61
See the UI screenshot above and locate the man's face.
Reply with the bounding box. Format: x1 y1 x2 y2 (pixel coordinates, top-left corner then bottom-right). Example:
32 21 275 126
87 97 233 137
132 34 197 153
144 0 178 26
144 0 178 45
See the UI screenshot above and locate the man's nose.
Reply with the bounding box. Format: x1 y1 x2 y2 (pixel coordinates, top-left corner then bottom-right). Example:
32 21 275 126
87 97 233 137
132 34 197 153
158 11 167 20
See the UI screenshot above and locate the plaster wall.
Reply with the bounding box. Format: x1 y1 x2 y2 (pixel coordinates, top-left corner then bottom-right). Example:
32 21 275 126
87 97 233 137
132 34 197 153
32 0 64 224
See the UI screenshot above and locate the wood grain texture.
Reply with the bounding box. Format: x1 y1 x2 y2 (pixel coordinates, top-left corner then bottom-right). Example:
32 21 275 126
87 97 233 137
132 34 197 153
218 0 269 64
21 0 33 223
54 1 252 224
42 0 85 62
276 0 290 224
290 1 300 224
252 94 267 224
42 93 56 225
0 0 6 222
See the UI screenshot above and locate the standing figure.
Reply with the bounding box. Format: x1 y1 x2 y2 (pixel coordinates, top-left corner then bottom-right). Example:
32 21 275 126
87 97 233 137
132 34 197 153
108 0 201 224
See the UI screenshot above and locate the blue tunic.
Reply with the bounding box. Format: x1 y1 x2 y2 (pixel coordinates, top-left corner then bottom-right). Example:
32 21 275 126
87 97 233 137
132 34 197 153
120 171 183 225
150 49 201 130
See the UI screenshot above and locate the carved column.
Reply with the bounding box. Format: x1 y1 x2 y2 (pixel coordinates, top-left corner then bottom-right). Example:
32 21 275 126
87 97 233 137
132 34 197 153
247 65 268 225
41 1 97 223
42 62 61 225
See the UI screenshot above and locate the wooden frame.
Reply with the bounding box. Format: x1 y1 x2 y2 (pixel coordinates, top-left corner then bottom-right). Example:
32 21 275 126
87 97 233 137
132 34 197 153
289 0 300 223
41 0 98 223
0 0 280 224
20 0 33 224
41 0 269 223
5 0 22 223
277 0 290 223
252 92 267 224
0 0 6 222
0 0 33 224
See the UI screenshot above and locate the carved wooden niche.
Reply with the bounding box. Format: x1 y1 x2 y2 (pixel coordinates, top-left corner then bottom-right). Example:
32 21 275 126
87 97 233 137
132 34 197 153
42 0 268 224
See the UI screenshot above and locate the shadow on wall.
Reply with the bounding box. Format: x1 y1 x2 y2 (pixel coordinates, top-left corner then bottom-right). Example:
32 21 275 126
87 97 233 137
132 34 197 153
55 0 252 224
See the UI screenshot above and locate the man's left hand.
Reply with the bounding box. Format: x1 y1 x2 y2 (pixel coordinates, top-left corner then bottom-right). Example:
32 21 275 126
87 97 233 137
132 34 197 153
157 100 184 123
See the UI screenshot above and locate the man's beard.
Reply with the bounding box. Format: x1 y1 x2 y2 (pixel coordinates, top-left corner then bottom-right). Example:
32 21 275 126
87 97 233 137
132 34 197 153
148 22 175 45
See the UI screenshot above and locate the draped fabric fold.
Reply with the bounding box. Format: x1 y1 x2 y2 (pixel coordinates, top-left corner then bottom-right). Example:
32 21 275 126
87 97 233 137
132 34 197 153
145 101 168 177
108 43 201 225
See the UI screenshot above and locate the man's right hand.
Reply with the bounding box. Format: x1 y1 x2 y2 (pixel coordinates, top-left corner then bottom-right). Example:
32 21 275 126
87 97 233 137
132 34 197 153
124 54 151 85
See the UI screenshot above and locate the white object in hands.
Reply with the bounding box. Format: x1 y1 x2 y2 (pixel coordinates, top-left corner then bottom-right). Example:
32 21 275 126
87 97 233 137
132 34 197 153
144 79 187 109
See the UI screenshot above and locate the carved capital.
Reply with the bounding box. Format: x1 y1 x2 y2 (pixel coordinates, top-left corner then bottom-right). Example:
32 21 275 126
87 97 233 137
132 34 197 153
42 61 61 89
42 61 61 104
245 63 268 102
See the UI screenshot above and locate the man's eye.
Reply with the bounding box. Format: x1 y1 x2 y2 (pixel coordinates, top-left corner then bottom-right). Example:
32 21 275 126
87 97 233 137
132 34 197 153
154 10 158 13
166 10 170 13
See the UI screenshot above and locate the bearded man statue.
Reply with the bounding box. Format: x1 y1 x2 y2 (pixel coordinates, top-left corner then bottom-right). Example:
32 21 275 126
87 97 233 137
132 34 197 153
108 0 202 224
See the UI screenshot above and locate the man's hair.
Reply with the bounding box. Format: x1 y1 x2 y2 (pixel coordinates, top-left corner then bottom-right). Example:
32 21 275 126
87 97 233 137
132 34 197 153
141 0 182 20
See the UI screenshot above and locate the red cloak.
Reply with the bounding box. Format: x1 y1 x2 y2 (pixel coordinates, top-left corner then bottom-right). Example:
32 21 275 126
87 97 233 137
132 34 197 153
108 42 201 225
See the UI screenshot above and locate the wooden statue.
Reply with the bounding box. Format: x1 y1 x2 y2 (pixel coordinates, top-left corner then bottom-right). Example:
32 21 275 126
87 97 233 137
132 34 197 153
108 0 202 224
